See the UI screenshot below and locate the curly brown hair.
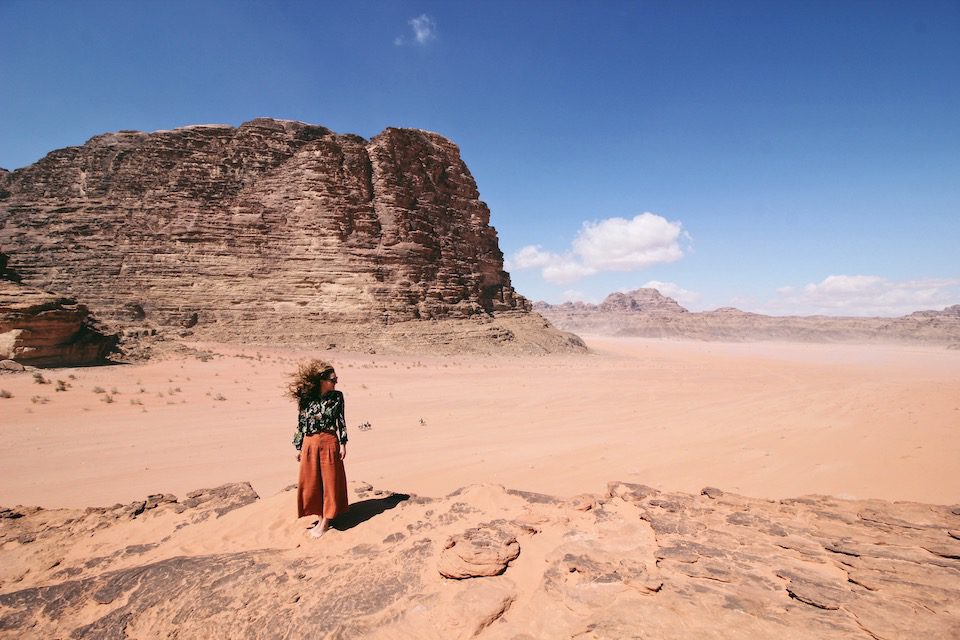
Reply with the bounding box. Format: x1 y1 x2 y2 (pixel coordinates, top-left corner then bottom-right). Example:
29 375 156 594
287 359 335 405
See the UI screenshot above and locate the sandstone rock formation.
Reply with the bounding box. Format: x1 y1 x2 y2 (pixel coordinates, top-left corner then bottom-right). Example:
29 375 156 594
0 251 118 366
0 119 582 353
1 480 957 638
537 288 960 344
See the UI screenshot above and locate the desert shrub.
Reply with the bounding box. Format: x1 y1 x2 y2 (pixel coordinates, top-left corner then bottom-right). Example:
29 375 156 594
33 373 49 384
0 390 12 399
92 386 106 394
55 380 69 392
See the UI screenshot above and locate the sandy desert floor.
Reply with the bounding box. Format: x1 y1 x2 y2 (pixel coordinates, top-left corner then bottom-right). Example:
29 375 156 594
1 336 958 509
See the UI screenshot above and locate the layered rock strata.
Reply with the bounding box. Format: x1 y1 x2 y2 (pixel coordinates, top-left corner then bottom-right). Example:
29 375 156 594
0 119 581 353
537 288 960 344
1 481 957 638
0 252 118 366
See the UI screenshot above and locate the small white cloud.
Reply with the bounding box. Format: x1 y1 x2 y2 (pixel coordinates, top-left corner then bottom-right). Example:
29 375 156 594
397 14 436 46
641 280 700 305
510 245 556 269
508 246 593 283
542 259 596 284
507 212 687 285
561 290 594 303
770 275 960 316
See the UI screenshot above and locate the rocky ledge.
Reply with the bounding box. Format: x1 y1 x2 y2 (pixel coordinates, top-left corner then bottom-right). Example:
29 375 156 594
1 480 957 638
0 119 582 354
537 288 960 345
0 252 117 366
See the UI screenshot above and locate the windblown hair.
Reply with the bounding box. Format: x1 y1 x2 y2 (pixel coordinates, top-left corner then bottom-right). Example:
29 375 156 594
287 359 335 406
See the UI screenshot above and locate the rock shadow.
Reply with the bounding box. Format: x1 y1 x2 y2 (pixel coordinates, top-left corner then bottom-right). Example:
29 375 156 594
332 494 410 532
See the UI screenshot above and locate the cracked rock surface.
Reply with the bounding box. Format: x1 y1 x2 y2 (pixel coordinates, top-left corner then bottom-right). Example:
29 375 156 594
1 480 957 638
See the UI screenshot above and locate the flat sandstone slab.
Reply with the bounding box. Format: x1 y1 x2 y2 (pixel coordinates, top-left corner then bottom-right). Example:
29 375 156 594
0 480 957 638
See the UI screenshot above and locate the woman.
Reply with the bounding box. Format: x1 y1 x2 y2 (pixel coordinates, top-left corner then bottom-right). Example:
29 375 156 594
288 360 348 538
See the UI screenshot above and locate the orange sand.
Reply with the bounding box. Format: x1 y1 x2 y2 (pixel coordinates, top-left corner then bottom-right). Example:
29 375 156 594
1 337 958 508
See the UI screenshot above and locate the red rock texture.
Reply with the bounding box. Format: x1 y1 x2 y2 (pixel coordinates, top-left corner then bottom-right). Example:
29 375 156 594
0 252 117 366
0 119 576 352
1 480 958 638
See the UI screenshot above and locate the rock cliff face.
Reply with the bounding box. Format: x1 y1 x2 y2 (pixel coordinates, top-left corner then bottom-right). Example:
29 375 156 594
0 119 580 352
536 288 960 344
0 251 118 366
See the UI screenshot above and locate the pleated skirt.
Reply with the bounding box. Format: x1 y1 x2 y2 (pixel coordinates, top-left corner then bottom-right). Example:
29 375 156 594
297 432 348 519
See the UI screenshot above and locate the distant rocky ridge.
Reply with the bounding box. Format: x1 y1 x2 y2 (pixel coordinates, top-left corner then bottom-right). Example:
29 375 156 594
537 289 960 344
0 119 582 354
1 480 957 638
0 251 117 366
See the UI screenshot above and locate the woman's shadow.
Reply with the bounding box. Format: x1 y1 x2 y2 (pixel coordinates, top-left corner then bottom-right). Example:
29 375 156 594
332 493 410 531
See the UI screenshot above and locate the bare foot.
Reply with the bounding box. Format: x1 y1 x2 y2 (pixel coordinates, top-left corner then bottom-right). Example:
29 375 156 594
307 518 331 539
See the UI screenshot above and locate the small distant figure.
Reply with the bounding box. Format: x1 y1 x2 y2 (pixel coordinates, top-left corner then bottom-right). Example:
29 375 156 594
288 360 349 538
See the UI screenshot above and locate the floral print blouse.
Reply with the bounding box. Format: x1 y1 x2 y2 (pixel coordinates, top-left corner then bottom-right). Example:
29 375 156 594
293 390 348 450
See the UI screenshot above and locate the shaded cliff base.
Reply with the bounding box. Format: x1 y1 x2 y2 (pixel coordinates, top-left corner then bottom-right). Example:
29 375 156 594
117 312 586 360
1 480 958 639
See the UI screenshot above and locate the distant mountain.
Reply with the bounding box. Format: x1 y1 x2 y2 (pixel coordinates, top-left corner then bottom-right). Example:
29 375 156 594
536 288 960 345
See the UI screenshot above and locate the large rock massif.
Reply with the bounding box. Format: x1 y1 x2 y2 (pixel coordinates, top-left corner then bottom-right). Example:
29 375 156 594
0 251 117 366
1 480 957 638
537 289 960 345
0 119 582 353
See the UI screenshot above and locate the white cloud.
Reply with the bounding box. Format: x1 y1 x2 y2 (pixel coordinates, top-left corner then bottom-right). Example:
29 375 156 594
770 275 960 316
508 212 687 285
396 14 436 46
573 213 684 271
641 280 701 305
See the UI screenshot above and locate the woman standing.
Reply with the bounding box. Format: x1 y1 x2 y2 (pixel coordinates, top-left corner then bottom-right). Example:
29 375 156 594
289 360 348 538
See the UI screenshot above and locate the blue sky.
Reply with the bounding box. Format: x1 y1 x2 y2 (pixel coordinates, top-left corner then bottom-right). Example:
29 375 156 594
2 0 958 315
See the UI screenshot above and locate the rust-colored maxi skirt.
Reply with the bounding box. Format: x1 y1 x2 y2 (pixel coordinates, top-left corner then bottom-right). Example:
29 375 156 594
297 433 348 519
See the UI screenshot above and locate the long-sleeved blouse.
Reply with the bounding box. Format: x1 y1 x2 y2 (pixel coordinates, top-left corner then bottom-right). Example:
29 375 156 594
293 390 348 450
